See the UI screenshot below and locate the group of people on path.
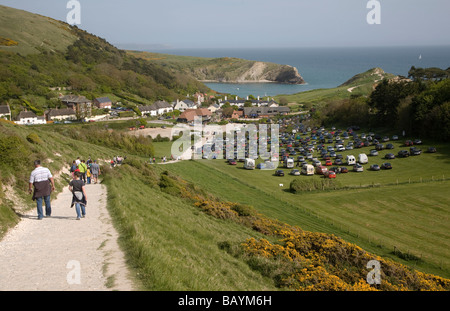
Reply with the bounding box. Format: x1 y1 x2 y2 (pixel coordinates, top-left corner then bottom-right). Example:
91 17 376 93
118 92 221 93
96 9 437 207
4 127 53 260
28 157 101 221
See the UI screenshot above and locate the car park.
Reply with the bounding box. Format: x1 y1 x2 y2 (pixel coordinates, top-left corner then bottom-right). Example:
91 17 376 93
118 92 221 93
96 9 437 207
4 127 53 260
381 163 392 169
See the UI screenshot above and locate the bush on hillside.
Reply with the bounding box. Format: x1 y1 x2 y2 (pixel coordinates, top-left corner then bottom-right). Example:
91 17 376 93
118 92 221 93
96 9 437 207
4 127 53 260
290 178 341 193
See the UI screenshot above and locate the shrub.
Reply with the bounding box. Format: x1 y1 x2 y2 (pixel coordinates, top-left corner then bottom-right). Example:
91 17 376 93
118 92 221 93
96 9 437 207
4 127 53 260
290 178 341 193
26 133 42 144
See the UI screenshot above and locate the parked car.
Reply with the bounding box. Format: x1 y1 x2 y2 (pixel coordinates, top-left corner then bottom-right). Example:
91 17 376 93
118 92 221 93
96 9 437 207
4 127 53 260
229 159 237 165
353 163 364 172
375 143 385 151
316 166 328 175
381 163 392 169
275 170 285 176
370 149 379 156
325 159 333 166
340 167 349 173
410 147 422 156
413 139 422 145
385 153 395 159
427 146 437 153
370 164 380 171
405 140 414 146
290 169 301 176
324 171 337 179
398 150 410 158
334 158 343 165
392 135 399 140
386 143 394 150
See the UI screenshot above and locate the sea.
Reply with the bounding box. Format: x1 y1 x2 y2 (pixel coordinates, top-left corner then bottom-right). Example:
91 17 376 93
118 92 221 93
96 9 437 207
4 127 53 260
148 46 450 98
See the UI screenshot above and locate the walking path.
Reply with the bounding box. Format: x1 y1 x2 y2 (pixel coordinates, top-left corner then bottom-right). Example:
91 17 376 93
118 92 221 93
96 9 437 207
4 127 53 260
0 183 135 291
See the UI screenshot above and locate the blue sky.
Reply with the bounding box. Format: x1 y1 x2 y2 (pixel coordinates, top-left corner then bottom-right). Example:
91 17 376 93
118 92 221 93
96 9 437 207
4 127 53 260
1 0 450 49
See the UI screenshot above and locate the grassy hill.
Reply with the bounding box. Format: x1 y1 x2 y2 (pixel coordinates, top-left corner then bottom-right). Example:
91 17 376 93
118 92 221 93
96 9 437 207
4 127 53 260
0 5 210 119
127 50 305 84
275 67 398 107
0 5 78 55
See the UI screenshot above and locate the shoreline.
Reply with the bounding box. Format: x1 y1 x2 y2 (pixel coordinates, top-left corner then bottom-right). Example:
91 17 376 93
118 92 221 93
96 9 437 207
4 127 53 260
200 80 306 85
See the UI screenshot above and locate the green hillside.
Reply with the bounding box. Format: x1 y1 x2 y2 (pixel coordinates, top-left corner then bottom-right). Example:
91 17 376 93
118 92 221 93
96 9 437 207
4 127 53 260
275 67 398 107
0 5 78 55
0 5 210 119
127 50 305 84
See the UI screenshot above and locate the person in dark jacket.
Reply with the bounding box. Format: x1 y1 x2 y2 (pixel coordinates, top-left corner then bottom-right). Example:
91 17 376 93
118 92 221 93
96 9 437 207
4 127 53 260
69 171 87 220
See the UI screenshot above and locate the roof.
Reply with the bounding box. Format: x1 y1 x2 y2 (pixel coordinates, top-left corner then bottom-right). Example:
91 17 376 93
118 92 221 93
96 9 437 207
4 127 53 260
94 97 112 103
138 105 154 112
0 105 11 114
60 95 90 103
17 111 37 119
47 108 76 117
177 108 211 122
152 101 172 109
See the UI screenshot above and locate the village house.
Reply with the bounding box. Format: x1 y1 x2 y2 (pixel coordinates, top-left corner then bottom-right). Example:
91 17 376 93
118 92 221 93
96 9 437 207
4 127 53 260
243 106 290 118
15 111 46 125
60 94 92 118
93 97 112 109
230 110 243 119
207 103 220 113
177 108 212 123
173 99 198 112
0 104 11 120
46 108 77 122
138 100 173 117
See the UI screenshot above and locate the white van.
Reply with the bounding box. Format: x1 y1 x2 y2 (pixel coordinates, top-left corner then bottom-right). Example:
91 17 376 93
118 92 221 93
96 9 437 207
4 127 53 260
301 164 315 176
358 153 368 164
244 158 256 170
346 155 356 165
284 158 294 169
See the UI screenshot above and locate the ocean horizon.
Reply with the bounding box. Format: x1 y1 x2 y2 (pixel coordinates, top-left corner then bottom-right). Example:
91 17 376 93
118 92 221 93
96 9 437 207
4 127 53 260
141 45 450 98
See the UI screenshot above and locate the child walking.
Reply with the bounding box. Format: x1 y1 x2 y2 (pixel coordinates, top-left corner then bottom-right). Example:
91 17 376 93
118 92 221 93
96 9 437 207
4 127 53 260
69 171 87 220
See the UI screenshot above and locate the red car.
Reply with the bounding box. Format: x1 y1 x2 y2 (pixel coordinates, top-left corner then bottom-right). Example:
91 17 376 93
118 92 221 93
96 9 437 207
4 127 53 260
315 166 328 175
325 159 333 166
325 171 336 179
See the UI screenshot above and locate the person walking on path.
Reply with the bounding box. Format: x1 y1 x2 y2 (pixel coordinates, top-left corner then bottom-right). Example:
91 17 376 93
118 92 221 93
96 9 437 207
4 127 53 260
90 160 101 184
28 159 55 220
69 171 87 220
78 159 88 183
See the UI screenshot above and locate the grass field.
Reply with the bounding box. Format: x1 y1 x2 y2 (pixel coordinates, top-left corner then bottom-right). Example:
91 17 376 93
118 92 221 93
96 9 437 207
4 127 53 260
161 136 450 278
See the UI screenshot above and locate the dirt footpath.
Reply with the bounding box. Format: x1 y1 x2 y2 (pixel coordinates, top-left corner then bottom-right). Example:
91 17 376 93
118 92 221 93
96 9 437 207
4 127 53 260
0 183 135 291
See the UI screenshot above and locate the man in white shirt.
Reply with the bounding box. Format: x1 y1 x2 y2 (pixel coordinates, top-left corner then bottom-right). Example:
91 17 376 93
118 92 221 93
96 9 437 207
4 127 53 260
29 160 55 220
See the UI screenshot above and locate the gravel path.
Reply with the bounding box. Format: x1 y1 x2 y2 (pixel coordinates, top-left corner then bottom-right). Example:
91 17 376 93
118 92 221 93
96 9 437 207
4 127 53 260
0 183 135 291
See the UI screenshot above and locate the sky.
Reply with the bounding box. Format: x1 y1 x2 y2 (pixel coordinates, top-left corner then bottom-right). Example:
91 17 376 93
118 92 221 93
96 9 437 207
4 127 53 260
1 0 450 49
